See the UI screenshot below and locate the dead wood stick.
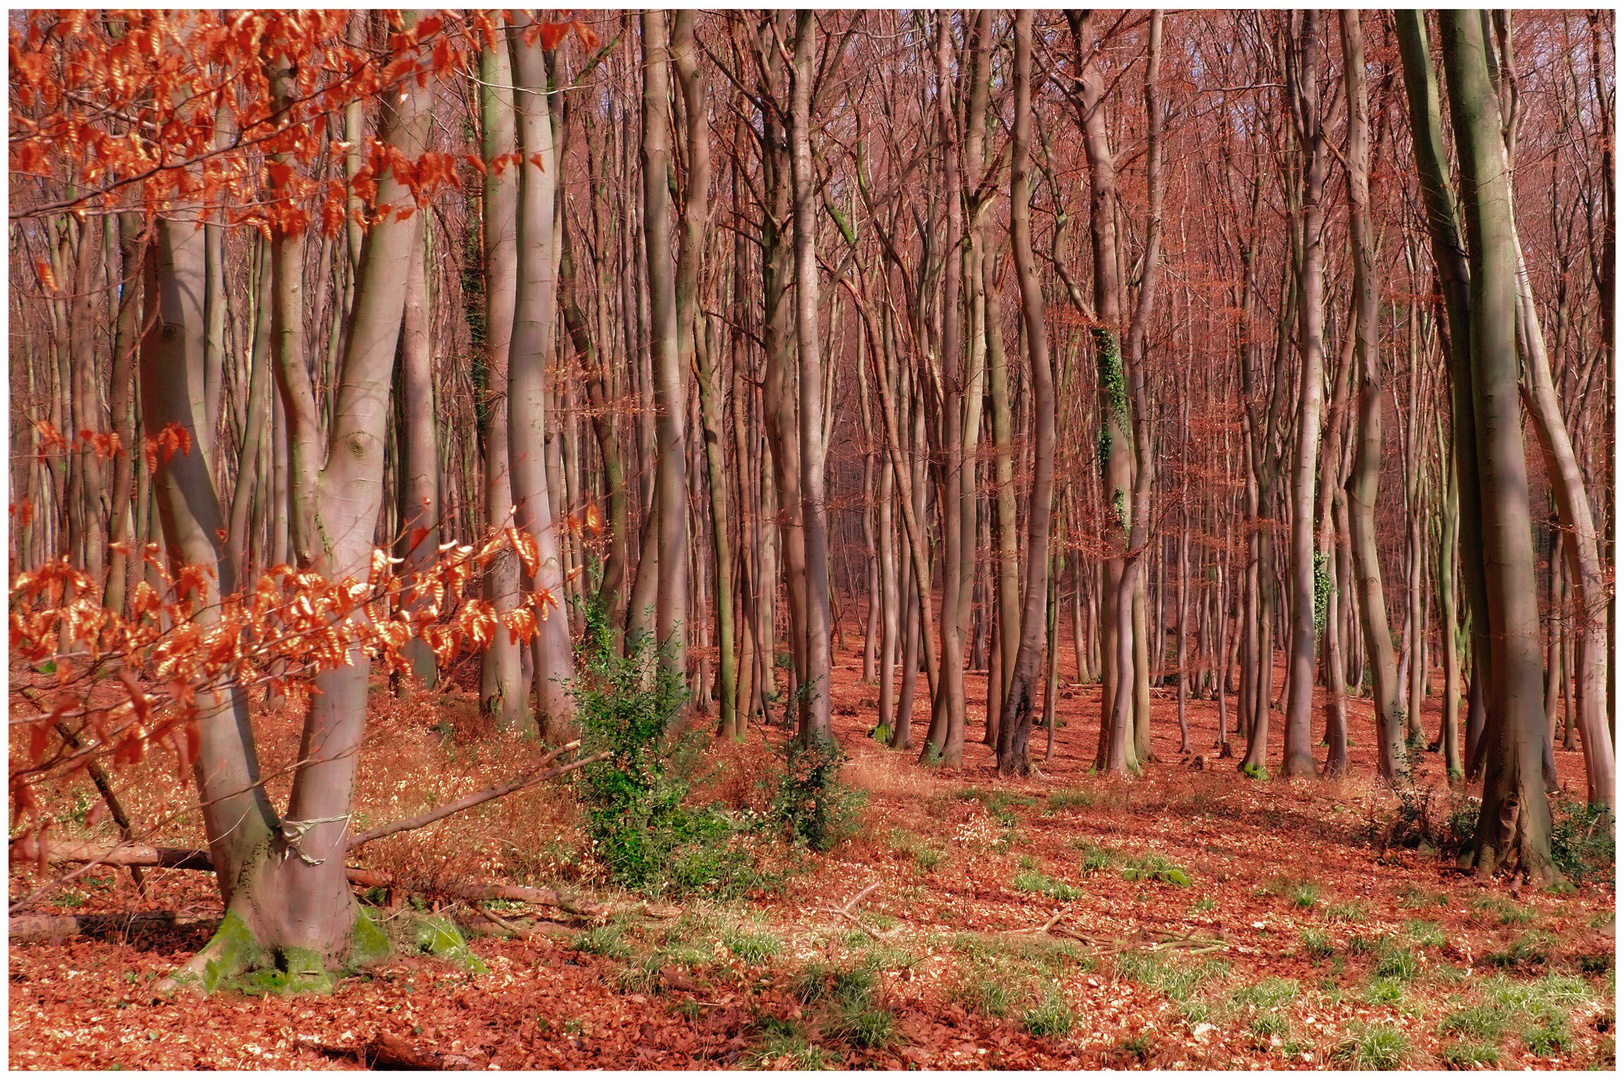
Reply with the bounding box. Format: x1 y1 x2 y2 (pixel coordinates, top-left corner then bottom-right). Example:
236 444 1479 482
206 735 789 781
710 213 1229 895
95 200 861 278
346 749 607 852
838 881 881 914
472 904 542 942
828 904 888 941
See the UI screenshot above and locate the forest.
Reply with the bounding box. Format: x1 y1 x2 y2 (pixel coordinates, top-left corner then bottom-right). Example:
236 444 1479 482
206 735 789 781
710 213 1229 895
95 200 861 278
7 8 1617 1071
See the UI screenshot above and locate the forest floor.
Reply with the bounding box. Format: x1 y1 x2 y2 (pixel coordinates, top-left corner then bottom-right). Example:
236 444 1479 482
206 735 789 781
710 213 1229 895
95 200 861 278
9 642 1617 1070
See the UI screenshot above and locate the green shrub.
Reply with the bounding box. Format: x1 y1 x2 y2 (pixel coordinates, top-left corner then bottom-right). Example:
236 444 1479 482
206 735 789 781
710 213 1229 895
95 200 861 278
572 630 740 894
1290 882 1320 909
1550 801 1615 884
773 733 861 852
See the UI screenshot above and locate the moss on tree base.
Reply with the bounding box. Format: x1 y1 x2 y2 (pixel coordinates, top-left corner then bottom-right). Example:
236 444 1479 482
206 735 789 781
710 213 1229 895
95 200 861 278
157 905 420 997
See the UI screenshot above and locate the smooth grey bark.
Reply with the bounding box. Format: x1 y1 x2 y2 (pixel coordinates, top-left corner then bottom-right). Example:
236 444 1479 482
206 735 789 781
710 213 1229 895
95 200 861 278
396 222 438 689
1440 9 1555 880
476 25 528 732
641 9 691 681
509 14 576 735
1281 9 1329 778
995 11 1056 777
790 10 833 745
1343 9 1408 780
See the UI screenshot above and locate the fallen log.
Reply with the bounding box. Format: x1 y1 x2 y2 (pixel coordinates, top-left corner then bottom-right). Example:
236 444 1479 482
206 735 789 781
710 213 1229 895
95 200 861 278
10 910 220 944
359 1031 475 1071
21 841 214 872
441 882 608 919
22 841 603 919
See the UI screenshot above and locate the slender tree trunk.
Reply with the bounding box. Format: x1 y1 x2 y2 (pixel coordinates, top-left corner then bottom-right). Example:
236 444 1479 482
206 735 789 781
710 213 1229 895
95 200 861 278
995 12 1057 777
509 17 576 735
476 26 527 731
1344 9 1408 779
790 11 833 745
1282 10 1329 778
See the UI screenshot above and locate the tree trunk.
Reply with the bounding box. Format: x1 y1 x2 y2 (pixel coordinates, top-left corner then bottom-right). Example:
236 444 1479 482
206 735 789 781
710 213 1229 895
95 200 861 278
1282 10 1329 778
995 12 1057 778
790 11 834 746
1440 9 1556 881
477 25 528 732
509 17 576 736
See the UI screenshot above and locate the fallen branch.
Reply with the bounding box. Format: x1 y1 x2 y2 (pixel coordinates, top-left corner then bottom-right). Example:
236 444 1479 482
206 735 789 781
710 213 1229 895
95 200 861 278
346 748 607 852
441 882 608 920
23 841 215 872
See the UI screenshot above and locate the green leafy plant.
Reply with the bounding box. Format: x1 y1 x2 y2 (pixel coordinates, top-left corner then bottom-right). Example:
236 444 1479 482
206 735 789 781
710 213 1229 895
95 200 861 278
572 627 729 893
1550 800 1615 884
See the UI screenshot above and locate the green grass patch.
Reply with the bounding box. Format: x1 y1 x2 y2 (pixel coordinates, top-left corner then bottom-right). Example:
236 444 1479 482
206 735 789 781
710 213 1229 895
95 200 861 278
1115 951 1226 1003
1361 976 1406 1007
1231 976 1298 1011
1404 919 1447 949
1334 1023 1412 1069
1325 901 1368 923
1076 843 1116 873
1374 944 1422 982
1120 854 1191 886
886 828 945 873
1472 895 1534 926
721 926 780 964
1047 788 1094 812
1022 989 1077 1038
1012 870 1080 902
1440 1041 1501 1068
954 787 1039 827
1301 928 1334 961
